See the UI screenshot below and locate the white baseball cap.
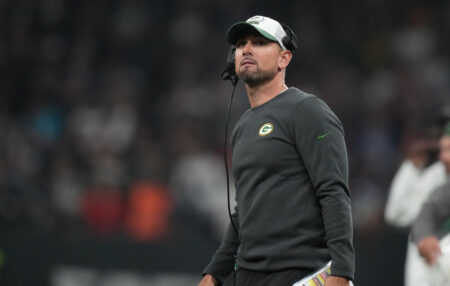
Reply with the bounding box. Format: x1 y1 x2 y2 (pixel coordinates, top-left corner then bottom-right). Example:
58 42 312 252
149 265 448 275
226 15 288 50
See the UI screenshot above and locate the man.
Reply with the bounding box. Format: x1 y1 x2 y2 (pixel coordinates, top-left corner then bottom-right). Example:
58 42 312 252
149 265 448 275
384 112 450 286
198 16 354 286
385 107 450 228
411 125 450 285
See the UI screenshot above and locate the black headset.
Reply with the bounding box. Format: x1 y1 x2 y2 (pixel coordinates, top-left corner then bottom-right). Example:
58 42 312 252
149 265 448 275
221 23 298 87
221 23 298 236
281 23 298 53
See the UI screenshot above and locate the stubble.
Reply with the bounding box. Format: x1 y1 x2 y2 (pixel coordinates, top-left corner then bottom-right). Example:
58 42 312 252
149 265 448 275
237 66 277 87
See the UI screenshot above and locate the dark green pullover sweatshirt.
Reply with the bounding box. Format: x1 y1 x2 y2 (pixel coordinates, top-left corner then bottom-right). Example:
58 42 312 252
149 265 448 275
203 87 355 283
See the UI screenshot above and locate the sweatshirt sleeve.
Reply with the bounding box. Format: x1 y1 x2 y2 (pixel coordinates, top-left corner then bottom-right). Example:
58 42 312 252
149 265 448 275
293 96 355 280
202 209 240 284
411 183 450 243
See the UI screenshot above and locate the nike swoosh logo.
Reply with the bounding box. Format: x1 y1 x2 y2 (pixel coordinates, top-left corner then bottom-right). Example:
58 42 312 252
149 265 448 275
317 132 331 140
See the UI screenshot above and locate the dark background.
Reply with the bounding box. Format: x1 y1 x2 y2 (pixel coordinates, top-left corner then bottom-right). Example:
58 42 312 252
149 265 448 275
0 0 449 285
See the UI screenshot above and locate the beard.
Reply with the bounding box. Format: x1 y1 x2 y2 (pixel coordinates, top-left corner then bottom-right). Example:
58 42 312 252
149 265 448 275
237 66 277 87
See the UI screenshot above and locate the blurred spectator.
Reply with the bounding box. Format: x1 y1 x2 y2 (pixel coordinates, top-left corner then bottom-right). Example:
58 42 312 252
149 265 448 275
168 117 235 239
124 182 172 241
82 185 124 236
351 174 385 243
50 153 84 224
170 151 235 239
390 5 437 65
385 119 450 285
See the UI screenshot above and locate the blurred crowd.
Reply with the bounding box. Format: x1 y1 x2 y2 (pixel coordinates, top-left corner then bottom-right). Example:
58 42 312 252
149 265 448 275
0 0 449 247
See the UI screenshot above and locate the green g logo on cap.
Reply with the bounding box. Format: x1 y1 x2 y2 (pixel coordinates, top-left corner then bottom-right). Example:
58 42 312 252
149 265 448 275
247 16 264 25
259 123 274 136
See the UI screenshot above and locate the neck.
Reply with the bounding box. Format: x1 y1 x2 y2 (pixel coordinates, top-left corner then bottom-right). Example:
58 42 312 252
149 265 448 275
245 73 288 108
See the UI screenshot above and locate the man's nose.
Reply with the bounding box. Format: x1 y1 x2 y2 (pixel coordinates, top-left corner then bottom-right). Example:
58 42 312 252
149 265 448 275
241 41 252 54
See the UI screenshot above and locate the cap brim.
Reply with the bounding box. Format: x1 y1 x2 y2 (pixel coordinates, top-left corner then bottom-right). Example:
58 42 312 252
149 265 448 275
226 22 278 45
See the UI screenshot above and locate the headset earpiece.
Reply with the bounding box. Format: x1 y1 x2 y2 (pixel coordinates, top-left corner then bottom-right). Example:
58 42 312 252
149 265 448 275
222 46 238 86
281 24 298 52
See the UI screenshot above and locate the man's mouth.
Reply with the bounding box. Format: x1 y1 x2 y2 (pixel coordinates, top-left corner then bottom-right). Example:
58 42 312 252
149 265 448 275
240 59 256 67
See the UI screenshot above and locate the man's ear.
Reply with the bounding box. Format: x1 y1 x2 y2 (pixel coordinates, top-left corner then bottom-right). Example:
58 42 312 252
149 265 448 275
278 50 292 70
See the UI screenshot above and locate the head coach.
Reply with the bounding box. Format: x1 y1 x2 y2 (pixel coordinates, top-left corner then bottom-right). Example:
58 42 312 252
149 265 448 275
198 15 355 286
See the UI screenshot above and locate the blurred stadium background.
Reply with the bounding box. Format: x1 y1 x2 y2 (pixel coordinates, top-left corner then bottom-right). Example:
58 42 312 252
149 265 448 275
0 0 449 285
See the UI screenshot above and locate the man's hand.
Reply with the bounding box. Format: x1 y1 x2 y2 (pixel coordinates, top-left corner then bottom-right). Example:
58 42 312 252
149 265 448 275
198 274 218 286
418 236 442 265
325 276 351 286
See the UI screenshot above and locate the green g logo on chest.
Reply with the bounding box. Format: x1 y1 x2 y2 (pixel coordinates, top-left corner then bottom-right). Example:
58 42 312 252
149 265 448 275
258 123 274 136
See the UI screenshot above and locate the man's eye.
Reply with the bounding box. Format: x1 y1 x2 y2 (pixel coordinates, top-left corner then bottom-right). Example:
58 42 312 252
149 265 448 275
236 41 245 47
255 40 266 46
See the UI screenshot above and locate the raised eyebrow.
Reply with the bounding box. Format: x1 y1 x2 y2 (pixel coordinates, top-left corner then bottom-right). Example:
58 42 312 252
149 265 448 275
252 37 270 43
235 36 269 46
